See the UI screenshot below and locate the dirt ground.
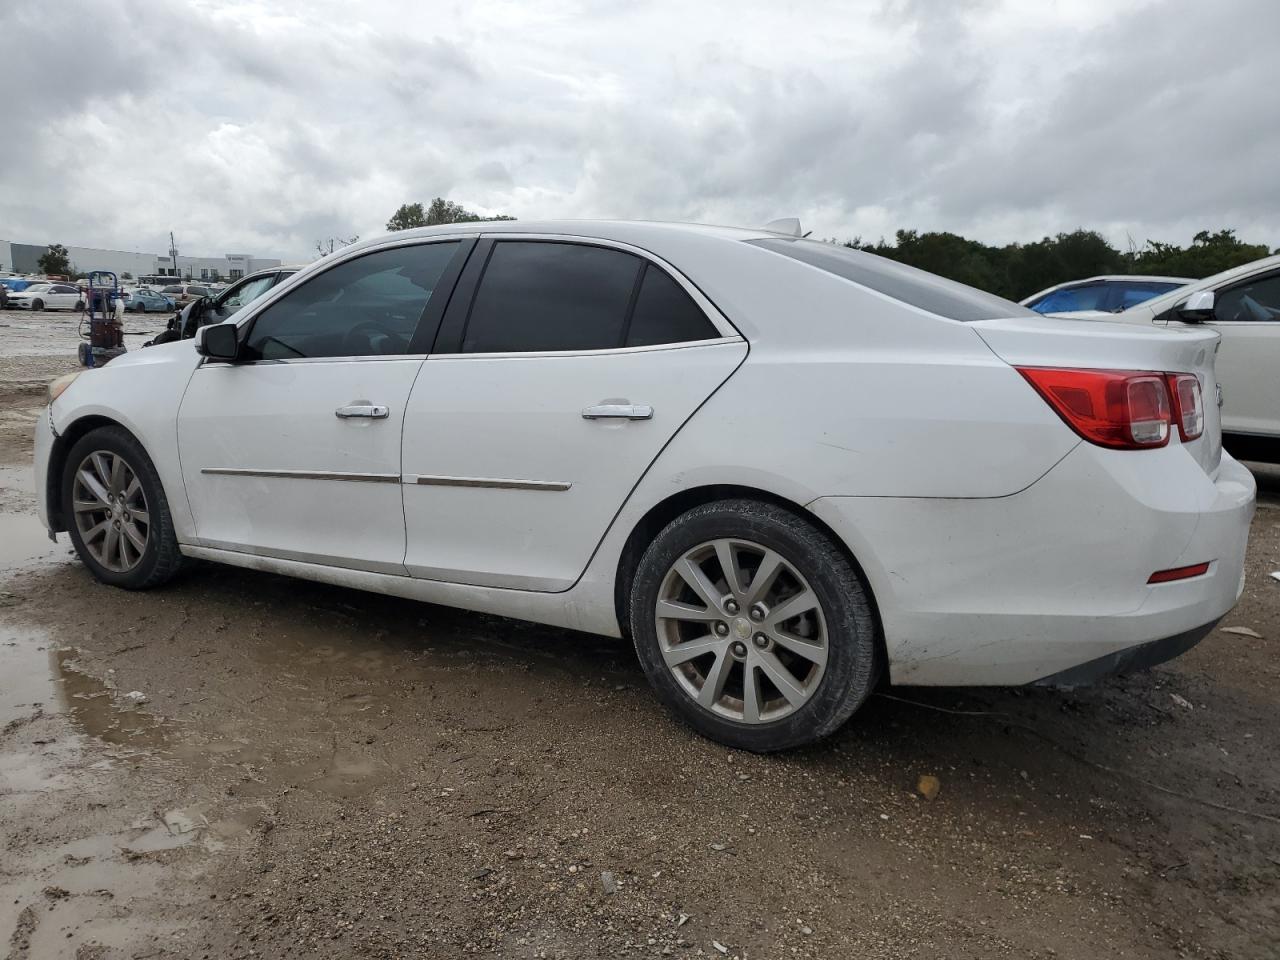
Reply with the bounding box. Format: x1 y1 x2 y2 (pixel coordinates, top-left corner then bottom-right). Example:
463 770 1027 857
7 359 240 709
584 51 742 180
1 306 1278 960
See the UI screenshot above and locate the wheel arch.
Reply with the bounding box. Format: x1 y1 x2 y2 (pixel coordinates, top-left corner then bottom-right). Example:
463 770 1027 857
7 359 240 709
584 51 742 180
46 415 138 532
612 484 886 667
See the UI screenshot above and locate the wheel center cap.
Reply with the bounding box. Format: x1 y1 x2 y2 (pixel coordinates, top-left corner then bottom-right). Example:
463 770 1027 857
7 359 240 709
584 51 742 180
732 618 752 640
112 502 123 519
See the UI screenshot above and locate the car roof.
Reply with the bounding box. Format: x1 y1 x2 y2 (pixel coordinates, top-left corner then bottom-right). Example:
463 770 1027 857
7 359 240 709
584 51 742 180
335 219 773 258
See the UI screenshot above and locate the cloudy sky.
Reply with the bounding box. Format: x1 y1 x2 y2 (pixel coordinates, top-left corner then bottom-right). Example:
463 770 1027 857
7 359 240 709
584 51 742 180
2 0 1276 261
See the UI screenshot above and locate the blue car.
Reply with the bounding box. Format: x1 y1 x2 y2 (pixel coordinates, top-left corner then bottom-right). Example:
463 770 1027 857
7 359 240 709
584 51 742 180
126 287 176 312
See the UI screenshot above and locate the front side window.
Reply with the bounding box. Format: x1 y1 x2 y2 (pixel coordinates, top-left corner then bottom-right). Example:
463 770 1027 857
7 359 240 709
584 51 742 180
243 242 458 360
1213 272 1280 323
462 241 641 353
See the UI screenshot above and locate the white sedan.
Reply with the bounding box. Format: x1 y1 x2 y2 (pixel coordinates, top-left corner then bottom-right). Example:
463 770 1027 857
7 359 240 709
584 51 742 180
33 221 1255 751
8 282 85 311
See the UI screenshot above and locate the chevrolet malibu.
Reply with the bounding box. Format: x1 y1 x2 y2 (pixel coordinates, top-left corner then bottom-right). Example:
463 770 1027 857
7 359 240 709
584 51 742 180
33 221 1256 751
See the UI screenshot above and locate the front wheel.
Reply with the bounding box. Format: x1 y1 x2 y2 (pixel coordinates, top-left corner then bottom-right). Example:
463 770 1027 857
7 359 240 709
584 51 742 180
62 426 185 589
31 298 44 311
629 499 879 752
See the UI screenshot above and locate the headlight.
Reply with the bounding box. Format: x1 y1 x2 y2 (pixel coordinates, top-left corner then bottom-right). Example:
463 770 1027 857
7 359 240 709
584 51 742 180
47 371 84 404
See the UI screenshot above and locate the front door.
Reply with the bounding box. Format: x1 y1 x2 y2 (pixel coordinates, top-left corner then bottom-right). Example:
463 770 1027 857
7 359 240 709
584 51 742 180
401 238 746 591
177 239 466 573
1208 269 1280 437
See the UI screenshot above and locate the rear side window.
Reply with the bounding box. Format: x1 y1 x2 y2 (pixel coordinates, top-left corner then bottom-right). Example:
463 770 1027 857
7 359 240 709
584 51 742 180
749 237 1033 322
463 242 641 353
624 265 719 347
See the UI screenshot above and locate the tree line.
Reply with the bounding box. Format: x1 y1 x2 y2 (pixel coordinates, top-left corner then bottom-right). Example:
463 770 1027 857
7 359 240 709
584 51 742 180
842 228 1274 301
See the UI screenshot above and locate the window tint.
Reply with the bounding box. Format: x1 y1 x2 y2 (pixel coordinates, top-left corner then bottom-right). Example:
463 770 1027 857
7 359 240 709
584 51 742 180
748 238 1034 322
1028 283 1110 314
243 242 458 360
463 242 641 353
1213 272 1280 323
624 265 718 346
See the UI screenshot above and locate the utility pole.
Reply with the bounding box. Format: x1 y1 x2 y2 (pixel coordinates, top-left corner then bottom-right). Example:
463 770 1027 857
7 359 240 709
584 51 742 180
169 232 179 277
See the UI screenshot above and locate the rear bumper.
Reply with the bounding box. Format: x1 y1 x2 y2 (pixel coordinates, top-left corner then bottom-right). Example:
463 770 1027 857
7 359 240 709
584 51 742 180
1032 619 1218 687
810 444 1255 686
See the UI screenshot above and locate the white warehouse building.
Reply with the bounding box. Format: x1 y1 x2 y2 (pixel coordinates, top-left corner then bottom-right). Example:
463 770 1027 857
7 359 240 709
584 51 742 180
0 240 282 281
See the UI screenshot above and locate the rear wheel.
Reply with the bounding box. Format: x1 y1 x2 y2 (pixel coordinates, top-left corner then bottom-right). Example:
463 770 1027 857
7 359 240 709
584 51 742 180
630 499 878 751
62 426 185 589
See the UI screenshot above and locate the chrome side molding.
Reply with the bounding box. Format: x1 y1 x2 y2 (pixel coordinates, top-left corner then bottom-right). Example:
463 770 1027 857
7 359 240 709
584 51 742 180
410 475 572 492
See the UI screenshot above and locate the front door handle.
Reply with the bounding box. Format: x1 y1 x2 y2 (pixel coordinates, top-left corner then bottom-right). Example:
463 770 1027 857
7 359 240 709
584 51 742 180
582 402 653 421
335 403 389 419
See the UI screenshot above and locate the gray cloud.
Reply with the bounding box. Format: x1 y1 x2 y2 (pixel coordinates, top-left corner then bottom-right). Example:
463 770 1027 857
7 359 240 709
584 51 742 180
1 0 1276 261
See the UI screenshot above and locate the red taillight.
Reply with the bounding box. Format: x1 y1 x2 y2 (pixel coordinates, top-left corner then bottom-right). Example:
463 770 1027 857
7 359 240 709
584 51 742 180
1147 562 1210 584
1167 373 1203 442
1016 367 1171 449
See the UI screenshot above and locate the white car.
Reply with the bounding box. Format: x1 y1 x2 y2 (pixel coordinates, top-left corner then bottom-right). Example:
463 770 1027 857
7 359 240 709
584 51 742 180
33 221 1255 751
1021 275 1192 316
1044 255 1280 457
8 281 85 311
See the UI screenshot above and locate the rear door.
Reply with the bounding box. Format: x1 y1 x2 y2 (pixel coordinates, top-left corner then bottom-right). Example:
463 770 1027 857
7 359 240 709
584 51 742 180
50 284 80 308
401 237 746 591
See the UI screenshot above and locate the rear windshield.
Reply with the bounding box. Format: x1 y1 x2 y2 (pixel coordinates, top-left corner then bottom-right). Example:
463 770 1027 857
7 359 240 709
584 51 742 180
748 237 1034 322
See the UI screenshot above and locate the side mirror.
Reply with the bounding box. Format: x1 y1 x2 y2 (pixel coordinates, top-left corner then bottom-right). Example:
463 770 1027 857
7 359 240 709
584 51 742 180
196 322 240 361
1175 290 1215 324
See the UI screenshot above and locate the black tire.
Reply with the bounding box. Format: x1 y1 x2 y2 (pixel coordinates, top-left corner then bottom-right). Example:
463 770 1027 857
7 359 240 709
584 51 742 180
74 299 85 311
31 298 43 311
629 499 878 752
62 426 185 589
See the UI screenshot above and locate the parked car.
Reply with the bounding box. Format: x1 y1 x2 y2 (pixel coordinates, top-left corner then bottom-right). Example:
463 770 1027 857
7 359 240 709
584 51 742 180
160 283 212 307
1021 275 1192 315
125 287 176 312
34 221 1254 751
7 282 85 311
1043 255 1280 460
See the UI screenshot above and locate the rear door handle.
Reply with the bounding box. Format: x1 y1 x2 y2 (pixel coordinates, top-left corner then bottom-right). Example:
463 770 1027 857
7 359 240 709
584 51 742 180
335 403 389 419
582 403 653 421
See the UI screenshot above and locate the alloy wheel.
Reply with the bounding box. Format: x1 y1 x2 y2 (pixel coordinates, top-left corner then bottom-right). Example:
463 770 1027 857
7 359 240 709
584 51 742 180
72 450 150 572
655 538 828 724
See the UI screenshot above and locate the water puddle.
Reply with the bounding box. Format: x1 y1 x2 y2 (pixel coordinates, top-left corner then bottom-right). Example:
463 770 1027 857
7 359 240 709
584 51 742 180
0 512 62 570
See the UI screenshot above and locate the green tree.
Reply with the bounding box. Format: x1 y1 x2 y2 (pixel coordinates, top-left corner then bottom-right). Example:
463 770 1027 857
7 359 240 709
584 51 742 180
37 243 71 276
386 202 427 231
386 197 515 231
1128 229 1271 278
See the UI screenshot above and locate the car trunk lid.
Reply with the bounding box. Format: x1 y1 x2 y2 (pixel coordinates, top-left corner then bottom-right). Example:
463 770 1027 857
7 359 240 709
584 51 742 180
970 314 1223 475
